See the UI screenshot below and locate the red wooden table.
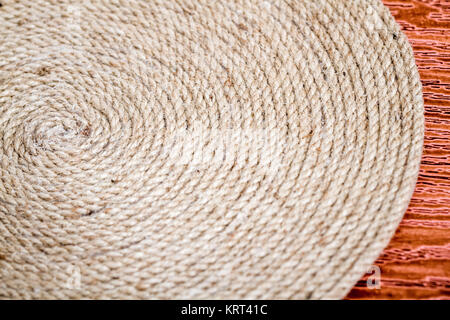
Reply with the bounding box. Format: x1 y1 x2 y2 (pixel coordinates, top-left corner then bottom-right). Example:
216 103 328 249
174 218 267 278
346 0 450 300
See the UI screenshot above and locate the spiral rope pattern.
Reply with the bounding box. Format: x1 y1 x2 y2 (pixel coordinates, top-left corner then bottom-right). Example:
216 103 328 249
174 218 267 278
0 0 423 299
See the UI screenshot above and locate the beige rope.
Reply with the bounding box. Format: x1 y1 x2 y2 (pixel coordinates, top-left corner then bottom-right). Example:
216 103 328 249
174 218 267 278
0 0 423 299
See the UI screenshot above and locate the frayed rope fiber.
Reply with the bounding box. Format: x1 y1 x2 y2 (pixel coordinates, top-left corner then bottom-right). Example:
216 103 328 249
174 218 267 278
0 0 423 299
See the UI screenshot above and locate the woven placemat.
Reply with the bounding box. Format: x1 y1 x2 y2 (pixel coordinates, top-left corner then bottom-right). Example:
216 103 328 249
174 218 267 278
0 0 423 299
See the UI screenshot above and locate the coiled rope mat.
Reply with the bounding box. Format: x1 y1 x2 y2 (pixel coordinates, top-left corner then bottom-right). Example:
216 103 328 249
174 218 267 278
0 0 423 299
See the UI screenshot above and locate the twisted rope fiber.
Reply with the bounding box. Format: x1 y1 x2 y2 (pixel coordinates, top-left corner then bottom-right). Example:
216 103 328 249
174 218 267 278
0 0 423 299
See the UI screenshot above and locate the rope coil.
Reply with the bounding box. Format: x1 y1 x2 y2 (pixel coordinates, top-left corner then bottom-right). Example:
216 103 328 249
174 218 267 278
0 0 423 299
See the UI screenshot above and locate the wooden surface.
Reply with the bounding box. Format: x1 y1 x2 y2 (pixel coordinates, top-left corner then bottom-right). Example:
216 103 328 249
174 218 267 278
346 0 450 300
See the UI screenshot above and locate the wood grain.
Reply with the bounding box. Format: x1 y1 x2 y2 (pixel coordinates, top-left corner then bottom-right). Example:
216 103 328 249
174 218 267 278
346 0 450 300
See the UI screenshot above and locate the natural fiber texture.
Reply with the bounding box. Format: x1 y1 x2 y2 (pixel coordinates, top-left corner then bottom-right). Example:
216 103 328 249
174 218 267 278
0 0 423 299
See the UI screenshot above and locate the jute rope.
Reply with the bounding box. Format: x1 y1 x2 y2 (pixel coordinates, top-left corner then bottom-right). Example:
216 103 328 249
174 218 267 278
0 0 423 299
